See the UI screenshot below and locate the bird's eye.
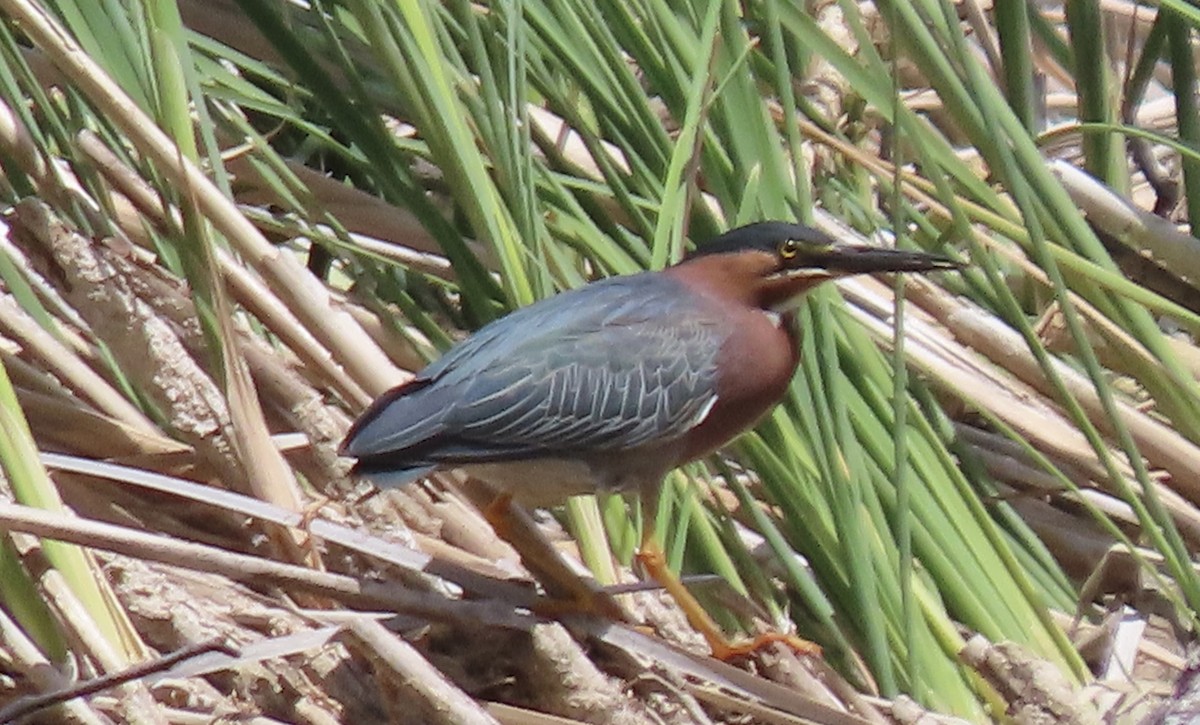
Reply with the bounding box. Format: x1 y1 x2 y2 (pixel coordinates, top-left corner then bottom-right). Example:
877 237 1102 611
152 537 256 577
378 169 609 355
779 238 800 259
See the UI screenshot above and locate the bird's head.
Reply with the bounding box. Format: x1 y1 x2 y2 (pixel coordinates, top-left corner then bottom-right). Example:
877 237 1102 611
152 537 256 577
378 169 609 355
675 221 963 310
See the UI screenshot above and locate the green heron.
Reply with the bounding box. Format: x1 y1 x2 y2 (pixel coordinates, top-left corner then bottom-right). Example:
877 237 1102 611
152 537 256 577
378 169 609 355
341 221 961 658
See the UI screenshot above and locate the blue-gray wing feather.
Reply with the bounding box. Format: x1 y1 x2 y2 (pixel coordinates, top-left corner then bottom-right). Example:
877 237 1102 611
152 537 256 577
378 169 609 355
342 274 726 468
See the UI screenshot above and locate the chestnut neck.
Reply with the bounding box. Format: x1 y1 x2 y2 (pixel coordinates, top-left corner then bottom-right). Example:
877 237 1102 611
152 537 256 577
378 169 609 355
664 251 826 311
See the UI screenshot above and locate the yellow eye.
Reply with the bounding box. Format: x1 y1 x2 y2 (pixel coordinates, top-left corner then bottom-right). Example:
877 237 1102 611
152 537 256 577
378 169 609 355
779 238 800 259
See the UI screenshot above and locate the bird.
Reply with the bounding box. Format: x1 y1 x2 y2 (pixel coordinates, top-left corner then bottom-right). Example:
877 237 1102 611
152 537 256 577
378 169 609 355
340 221 962 658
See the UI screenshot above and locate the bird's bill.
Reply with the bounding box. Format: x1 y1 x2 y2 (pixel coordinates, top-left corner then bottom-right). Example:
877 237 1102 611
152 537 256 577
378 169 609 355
798 245 964 275
760 243 964 310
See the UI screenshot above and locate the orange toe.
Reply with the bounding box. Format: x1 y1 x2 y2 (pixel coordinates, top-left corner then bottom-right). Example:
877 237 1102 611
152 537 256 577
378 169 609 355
709 631 822 661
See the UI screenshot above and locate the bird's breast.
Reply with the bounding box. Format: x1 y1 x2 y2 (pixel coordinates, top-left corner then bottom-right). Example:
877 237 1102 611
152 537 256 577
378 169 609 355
679 308 799 462
464 449 675 508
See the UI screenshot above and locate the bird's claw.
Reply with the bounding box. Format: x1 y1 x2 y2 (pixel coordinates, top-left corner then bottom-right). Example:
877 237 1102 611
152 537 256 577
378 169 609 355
708 631 822 661
634 544 821 661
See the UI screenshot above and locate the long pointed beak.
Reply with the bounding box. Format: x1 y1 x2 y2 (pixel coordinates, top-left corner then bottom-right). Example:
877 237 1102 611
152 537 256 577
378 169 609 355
808 246 964 275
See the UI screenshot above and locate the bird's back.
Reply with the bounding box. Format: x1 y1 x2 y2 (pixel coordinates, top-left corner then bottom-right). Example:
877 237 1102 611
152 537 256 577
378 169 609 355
340 273 729 483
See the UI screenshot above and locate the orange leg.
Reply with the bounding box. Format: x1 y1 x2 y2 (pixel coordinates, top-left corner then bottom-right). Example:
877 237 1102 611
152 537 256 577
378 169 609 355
482 492 627 621
636 528 821 661
482 492 516 537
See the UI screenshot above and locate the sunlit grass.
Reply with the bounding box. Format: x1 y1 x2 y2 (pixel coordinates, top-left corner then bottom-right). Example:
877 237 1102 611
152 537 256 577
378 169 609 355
0 0 1195 719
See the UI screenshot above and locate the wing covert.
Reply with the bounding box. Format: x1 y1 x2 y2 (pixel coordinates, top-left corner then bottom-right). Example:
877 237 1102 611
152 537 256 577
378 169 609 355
343 273 729 465
450 314 724 453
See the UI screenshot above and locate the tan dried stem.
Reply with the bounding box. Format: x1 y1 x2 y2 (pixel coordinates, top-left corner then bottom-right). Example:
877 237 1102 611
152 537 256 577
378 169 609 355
343 618 500 725
76 129 374 410
0 501 537 631
0 0 401 399
112 247 354 487
37 571 163 724
907 276 1200 507
0 294 156 432
0 606 108 724
9 201 241 486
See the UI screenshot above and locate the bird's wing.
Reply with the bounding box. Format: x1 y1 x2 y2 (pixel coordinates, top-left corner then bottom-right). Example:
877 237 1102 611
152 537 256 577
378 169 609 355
342 275 727 466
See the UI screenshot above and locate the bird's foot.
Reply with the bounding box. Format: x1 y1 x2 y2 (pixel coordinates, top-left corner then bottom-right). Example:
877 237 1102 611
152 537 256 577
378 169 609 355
528 591 627 621
480 491 629 622
482 492 515 538
635 546 821 661
706 631 822 661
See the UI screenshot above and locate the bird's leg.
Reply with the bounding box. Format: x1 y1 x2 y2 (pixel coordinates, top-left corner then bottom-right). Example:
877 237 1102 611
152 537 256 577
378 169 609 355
481 491 516 538
636 515 821 660
478 489 628 621
634 530 734 655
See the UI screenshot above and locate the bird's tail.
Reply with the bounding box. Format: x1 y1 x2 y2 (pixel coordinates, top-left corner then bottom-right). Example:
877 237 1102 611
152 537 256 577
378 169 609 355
349 461 437 489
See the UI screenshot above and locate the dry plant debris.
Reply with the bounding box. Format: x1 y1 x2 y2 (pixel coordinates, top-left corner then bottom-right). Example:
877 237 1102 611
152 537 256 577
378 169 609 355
0 0 1195 722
